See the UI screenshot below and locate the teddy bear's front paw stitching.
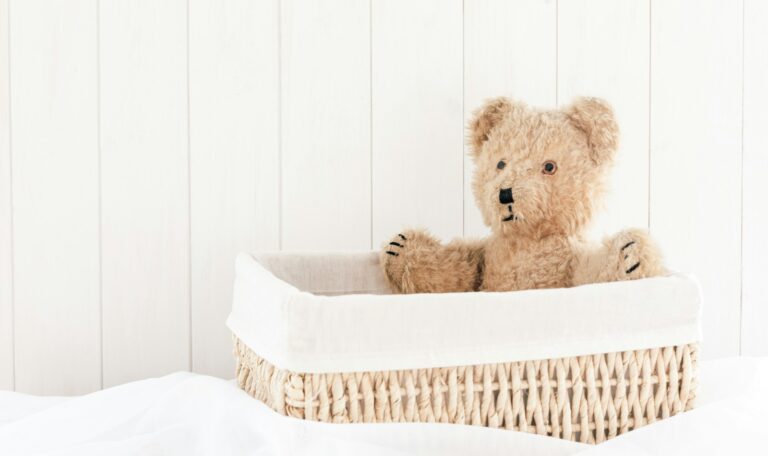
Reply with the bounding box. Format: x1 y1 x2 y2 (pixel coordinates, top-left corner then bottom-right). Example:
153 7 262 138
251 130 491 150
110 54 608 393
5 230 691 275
620 240 641 275
385 234 407 256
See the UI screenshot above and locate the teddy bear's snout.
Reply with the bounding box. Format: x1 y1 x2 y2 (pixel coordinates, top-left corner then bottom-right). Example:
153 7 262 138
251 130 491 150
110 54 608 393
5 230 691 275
499 188 514 205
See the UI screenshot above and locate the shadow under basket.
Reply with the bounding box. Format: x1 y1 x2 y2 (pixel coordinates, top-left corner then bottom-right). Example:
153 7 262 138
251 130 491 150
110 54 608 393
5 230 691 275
228 251 702 444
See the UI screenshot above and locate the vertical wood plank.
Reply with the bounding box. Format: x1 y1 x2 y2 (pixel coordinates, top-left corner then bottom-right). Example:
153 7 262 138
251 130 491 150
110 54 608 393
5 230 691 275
558 0 650 240
650 0 742 359
100 0 190 386
189 0 279 378
0 0 12 391
741 0 768 356
372 0 463 244
463 0 556 238
10 0 101 394
281 0 370 250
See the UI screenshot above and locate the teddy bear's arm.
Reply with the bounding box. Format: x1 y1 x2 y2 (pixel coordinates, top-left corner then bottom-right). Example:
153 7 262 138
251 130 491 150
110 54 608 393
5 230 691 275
380 229 485 293
571 228 666 286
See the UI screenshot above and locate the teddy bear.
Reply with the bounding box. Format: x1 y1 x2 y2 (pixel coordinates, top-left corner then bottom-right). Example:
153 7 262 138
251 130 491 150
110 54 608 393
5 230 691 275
380 96 665 293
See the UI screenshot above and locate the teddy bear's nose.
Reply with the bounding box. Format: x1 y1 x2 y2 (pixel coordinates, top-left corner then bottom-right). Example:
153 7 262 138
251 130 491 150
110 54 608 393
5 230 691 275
499 188 514 205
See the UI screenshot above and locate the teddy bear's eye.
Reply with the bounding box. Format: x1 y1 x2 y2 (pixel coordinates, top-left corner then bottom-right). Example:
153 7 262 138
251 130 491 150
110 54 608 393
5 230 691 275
542 161 557 175
497 160 506 170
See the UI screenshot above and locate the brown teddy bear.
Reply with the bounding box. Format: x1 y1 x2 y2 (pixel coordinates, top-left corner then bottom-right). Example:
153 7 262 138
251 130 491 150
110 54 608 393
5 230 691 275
380 97 664 293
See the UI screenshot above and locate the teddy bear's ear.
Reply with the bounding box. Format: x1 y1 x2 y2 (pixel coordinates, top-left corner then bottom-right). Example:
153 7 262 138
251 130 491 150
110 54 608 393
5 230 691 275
565 97 619 166
468 97 513 157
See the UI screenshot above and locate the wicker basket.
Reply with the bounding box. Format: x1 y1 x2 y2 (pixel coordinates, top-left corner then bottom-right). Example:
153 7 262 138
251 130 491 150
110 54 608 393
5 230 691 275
235 338 696 444
228 252 701 444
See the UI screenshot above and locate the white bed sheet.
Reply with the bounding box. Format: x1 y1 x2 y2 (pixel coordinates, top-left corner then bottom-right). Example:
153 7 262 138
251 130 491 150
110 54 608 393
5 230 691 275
1 357 765 456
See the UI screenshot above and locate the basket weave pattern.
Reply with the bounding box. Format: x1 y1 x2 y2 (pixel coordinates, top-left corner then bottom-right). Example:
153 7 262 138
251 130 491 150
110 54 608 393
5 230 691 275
235 337 697 444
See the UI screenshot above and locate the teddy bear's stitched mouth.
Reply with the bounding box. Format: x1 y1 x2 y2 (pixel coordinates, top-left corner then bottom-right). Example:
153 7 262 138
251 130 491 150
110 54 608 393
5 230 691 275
502 204 517 222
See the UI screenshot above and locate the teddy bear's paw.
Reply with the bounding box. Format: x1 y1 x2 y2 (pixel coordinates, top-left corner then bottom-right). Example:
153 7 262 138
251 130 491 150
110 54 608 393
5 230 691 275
380 229 443 292
384 233 409 258
380 232 413 290
610 229 665 280
619 239 644 277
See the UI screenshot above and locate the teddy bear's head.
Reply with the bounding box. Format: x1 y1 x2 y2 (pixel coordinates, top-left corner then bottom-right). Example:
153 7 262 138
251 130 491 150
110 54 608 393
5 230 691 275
469 97 619 239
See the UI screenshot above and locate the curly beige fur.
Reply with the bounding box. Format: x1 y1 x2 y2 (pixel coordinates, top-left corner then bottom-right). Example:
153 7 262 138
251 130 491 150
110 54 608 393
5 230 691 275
381 97 665 293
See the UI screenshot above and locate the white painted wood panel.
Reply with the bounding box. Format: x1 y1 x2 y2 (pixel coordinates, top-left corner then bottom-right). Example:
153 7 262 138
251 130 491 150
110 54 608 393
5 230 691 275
100 0 190 387
281 0 370 250
372 0 463 245
558 0 650 240
741 0 768 356
189 0 280 378
10 0 101 394
0 0 12 391
650 0 743 359
463 0 557 238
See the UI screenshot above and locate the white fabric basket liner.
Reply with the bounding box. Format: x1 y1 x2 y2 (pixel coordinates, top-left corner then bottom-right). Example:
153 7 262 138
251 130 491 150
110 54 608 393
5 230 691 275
227 251 702 374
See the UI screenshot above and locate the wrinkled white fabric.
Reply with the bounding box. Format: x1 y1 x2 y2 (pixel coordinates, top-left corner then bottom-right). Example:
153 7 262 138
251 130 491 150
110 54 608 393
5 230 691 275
227 252 702 373
0 358 764 456
0 374 584 456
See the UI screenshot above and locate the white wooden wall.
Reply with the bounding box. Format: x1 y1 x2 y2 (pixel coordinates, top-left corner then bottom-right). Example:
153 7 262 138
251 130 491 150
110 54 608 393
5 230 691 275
0 0 766 395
